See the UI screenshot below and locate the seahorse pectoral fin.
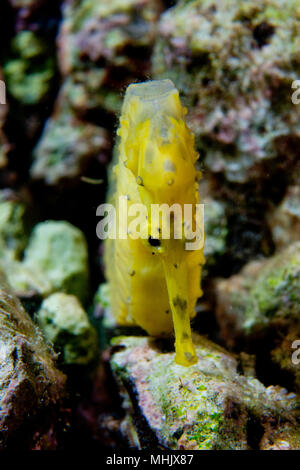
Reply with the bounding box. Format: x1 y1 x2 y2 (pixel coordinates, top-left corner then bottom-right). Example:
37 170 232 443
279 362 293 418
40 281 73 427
162 256 197 367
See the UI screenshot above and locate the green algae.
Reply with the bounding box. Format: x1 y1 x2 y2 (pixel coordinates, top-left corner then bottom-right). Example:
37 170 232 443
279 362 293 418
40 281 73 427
111 335 299 449
3 31 55 105
0 192 29 261
244 243 300 332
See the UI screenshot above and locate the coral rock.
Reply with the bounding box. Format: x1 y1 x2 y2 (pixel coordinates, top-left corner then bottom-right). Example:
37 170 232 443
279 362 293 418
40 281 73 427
23 220 89 303
268 185 300 250
37 293 98 366
3 31 55 106
0 189 29 261
152 0 300 182
216 242 300 390
30 90 109 185
58 0 163 115
0 269 65 449
110 335 299 450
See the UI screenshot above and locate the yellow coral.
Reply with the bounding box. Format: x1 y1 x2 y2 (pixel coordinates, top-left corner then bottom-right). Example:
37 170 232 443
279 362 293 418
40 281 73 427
104 80 204 366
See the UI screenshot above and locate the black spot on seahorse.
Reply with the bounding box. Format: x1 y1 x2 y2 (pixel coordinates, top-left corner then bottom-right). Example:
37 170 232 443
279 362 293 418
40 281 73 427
182 332 191 341
173 296 187 313
148 236 161 247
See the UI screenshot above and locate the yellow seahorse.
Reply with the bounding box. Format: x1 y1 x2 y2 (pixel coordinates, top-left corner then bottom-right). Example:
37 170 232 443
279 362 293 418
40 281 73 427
104 79 205 366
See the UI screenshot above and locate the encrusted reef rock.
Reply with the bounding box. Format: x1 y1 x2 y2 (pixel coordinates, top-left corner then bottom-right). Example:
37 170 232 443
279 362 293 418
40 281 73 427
203 196 228 277
3 259 52 302
152 0 300 183
23 220 89 303
0 189 29 261
216 241 300 390
3 30 55 106
37 293 98 366
110 335 300 450
0 211 91 306
268 185 300 250
30 89 110 184
58 0 163 116
0 190 51 303
217 241 300 338
0 269 65 449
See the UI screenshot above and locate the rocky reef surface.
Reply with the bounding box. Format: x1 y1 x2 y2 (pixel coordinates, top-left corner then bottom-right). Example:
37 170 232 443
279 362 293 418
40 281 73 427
0 0 299 450
216 242 300 392
110 335 299 450
0 269 66 449
153 0 300 184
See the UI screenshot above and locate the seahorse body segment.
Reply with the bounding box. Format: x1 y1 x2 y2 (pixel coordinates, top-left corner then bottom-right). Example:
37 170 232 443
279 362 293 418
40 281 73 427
104 80 205 366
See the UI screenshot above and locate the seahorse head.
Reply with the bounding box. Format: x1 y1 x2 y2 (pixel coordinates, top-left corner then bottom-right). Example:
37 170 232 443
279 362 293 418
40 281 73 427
118 79 199 204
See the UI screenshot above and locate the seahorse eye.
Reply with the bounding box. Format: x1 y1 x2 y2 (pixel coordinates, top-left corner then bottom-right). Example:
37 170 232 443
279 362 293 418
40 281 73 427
148 236 161 247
